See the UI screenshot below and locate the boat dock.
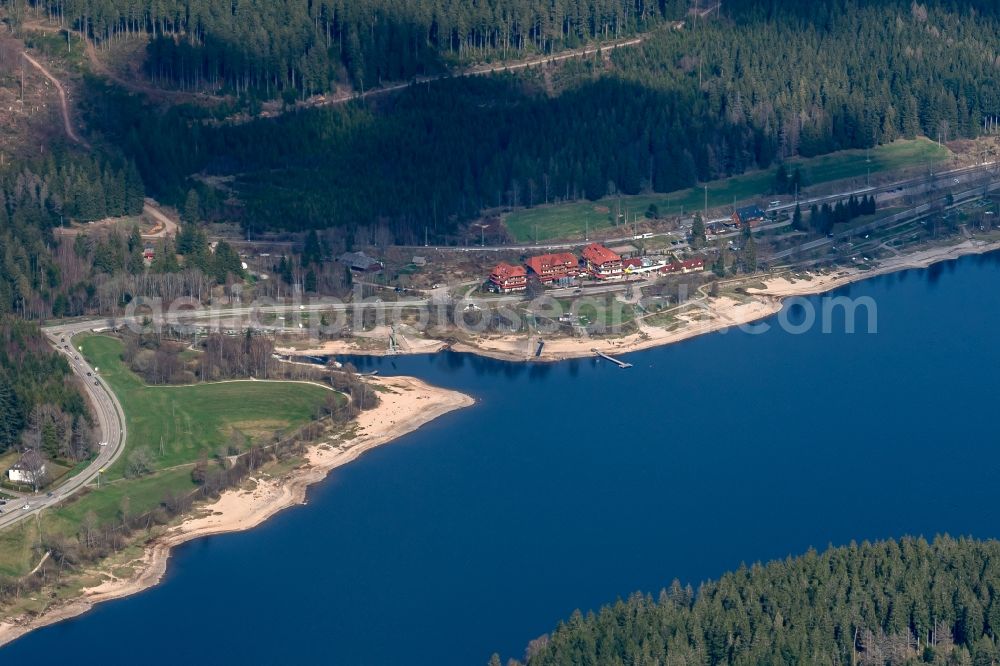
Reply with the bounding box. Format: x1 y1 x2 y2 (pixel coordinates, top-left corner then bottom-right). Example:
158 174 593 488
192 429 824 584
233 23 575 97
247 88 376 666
592 349 632 368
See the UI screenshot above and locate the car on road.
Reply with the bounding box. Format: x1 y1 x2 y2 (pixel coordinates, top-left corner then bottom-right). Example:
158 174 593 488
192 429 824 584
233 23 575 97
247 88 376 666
21 504 30 511
86 371 92 376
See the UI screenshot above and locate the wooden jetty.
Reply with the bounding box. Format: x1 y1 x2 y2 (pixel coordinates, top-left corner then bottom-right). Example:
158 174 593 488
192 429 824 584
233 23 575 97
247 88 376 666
592 348 632 368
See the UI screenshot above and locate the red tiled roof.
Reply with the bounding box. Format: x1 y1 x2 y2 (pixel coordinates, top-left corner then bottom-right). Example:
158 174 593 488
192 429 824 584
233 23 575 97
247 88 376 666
490 262 526 280
582 243 621 266
622 257 642 269
525 252 578 275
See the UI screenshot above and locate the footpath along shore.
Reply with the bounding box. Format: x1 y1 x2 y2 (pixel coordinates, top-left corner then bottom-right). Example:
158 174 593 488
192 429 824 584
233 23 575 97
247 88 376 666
0 376 474 647
280 238 1000 363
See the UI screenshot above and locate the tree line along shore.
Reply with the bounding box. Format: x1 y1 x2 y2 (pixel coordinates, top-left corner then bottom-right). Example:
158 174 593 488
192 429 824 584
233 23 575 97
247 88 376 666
0 329 386 619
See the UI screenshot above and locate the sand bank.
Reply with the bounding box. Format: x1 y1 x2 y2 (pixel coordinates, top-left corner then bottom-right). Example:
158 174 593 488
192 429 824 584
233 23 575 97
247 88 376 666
285 239 1000 363
0 376 473 647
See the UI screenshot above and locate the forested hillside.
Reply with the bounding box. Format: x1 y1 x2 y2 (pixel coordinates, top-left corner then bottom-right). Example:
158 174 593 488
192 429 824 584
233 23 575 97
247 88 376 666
512 536 1000 666
3 0 1000 306
3 0 684 95
80 0 1000 242
0 318 90 457
0 153 146 319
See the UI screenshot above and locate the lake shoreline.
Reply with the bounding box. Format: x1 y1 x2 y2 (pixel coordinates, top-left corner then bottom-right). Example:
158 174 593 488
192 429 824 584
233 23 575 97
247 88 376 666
0 376 474 648
284 238 1000 364
2 237 996 650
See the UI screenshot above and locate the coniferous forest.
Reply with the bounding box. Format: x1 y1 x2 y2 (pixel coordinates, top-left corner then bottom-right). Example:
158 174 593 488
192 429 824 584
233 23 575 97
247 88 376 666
0 318 90 456
4 0 684 94
1 0 998 318
2 0 1000 659
512 537 1000 666
76 0 1000 242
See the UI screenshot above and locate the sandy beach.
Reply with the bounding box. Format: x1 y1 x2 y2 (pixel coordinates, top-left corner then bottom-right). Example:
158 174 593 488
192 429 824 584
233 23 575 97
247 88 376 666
283 238 1000 363
0 376 474 648
1 238 995 648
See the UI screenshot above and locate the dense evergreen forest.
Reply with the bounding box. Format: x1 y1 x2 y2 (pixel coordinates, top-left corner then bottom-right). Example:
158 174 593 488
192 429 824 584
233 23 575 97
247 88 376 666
0 152 146 319
79 0 1000 242
3 0 1000 309
509 536 1000 666
0 318 90 457
3 0 684 94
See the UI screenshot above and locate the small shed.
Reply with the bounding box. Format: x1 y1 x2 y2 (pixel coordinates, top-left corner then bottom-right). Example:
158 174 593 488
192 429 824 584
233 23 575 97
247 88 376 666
339 252 383 272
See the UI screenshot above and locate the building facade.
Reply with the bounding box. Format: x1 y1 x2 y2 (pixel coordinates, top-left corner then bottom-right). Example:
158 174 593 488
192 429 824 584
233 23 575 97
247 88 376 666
524 252 580 284
582 244 623 280
488 262 528 293
7 451 47 486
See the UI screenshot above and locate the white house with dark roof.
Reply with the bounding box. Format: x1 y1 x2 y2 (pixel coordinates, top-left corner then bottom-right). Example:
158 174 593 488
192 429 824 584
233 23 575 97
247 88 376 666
7 450 47 486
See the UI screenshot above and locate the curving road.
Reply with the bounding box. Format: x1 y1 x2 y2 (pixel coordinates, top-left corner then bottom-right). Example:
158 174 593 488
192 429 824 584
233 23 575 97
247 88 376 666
142 198 179 239
19 51 90 148
0 322 127 530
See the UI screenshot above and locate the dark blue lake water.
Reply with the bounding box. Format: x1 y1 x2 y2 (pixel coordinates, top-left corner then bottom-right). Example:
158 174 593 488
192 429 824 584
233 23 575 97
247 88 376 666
5 252 1000 664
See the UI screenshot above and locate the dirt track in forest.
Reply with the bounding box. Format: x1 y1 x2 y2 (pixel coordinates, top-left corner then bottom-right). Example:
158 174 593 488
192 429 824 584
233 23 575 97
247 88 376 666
19 49 89 147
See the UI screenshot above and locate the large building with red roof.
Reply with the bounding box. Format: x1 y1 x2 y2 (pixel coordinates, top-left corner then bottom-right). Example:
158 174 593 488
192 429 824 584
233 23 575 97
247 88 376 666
581 243 623 280
660 258 706 275
488 262 527 293
524 252 580 284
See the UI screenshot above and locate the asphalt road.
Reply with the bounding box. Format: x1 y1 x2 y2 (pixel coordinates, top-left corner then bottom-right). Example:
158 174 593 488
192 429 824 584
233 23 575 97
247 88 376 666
0 322 127 530
3 161 995 529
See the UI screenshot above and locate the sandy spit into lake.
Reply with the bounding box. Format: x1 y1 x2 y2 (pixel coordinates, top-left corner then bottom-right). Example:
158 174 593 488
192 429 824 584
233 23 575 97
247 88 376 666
0 376 473 648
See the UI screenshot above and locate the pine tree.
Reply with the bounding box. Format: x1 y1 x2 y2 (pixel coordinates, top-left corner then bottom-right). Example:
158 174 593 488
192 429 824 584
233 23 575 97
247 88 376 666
691 213 707 249
183 189 201 224
0 374 21 452
792 203 804 231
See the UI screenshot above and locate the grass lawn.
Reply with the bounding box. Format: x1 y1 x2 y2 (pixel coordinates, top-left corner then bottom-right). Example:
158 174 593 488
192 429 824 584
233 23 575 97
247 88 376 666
504 139 950 242
0 337 336 578
0 521 39 578
78 335 332 480
550 297 637 330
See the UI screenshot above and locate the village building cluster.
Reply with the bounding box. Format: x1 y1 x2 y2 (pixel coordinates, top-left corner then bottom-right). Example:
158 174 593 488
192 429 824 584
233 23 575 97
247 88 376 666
488 243 704 294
